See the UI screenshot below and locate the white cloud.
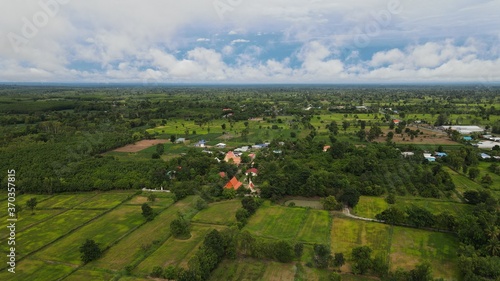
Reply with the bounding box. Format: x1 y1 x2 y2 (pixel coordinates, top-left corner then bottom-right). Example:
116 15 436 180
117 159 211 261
0 0 499 83
231 39 250 44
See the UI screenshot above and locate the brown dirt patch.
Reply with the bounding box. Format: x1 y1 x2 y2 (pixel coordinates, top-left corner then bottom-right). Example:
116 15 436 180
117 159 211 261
113 139 169 153
376 126 458 145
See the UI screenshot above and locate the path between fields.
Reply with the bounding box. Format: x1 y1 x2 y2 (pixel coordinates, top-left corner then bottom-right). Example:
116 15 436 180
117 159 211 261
342 207 384 223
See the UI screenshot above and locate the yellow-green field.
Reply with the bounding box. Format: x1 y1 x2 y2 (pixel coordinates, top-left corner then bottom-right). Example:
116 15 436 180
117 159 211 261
191 199 242 225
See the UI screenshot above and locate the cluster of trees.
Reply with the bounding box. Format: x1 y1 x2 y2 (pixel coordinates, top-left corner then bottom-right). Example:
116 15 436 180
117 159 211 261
376 206 457 231
235 197 262 228
255 141 455 204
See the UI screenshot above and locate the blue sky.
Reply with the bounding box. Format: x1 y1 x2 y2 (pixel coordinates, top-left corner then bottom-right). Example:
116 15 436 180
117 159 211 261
1 0 499 83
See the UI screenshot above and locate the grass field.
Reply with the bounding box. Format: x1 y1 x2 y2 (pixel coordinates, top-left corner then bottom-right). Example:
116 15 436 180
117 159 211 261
353 196 472 219
244 202 309 241
283 199 323 209
63 269 115 281
191 199 241 225
331 217 392 259
390 227 459 280
0 258 75 281
125 192 175 208
36 193 97 209
134 225 219 276
13 209 104 258
93 196 191 271
75 191 136 209
34 205 144 265
296 210 331 244
2 209 66 235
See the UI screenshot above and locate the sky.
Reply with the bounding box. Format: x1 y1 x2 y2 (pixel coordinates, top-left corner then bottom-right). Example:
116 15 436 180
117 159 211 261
1 0 499 84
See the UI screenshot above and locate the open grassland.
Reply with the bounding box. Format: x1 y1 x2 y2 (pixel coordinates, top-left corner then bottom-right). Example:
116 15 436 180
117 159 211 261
477 162 500 192
390 227 459 280
296 210 331 244
191 199 241 225
93 196 192 271
244 202 309 240
207 258 269 281
331 217 392 259
11 209 104 259
134 225 220 276
34 205 144 265
75 191 136 209
63 269 114 281
0 258 75 281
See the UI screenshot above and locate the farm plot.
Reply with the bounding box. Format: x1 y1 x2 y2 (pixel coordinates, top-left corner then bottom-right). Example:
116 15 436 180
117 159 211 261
353 197 388 219
36 193 96 209
2 209 65 236
112 139 169 153
283 199 323 209
8 209 104 259
126 192 175 208
244 203 309 240
0 258 75 281
76 191 136 209
330 217 392 259
34 205 144 265
208 258 268 281
296 210 331 244
133 225 218 276
390 226 459 280
63 269 115 281
191 200 241 225
94 196 193 271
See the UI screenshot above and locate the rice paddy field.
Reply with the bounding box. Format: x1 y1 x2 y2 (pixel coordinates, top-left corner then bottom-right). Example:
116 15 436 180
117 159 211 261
0 191 461 280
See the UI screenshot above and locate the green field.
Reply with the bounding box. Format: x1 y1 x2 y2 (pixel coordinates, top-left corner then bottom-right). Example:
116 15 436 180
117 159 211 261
12 209 104 259
93 196 190 271
296 210 331 244
34 205 144 264
353 196 472 219
134 225 221 276
191 199 241 225
75 191 136 209
36 193 97 209
63 269 115 281
390 227 459 280
331 217 392 259
244 202 309 241
0 258 75 281
283 199 323 209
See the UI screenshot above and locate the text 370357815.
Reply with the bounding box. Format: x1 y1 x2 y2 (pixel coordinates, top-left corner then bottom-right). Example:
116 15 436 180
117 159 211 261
7 169 16 274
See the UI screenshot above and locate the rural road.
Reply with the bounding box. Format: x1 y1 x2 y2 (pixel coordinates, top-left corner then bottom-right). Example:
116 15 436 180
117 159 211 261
342 207 384 223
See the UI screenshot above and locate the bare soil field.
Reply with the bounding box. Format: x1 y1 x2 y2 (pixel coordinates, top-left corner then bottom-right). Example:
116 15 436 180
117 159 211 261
112 139 169 153
376 126 458 145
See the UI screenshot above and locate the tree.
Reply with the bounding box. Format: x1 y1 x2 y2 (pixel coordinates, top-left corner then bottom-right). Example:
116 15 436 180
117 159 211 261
79 239 102 263
321 196 342 211
273 240 294 263
351 246 372 275
333 253 345 267
481 174 493 186
170 213 190 239
356 129 367 141
376 207 405 225
26 197 38 214
313 244 331 269
147 194 157 202
151 152 160 159
141 203 154 221
150 266 163 278
170 135 176 143
195 198 208 210
156 143 165 155
385 193 396 204
221 123 226 131
468 167 480 180
328 121 339 135
339 188 360 208
342 121 350 132
295 242 304 258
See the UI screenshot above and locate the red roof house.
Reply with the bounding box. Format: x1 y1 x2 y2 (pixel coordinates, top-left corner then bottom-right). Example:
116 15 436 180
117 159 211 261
245 168 258 176
224 177 243 190
224 151 241 165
